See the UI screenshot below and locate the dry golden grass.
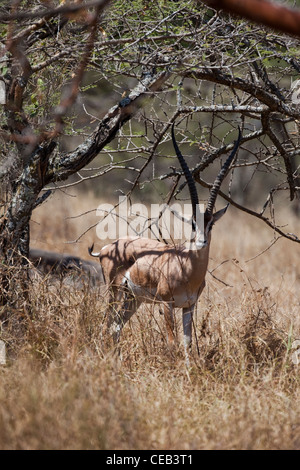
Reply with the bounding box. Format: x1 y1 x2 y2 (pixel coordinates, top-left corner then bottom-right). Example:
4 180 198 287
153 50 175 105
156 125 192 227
0 190 299 449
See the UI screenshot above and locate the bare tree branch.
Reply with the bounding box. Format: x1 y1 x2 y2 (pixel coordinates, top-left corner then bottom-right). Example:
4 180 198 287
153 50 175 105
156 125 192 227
200 0 300 38
46 70 171 183
0 0 111 21
183 67 298 119
195 175 300 244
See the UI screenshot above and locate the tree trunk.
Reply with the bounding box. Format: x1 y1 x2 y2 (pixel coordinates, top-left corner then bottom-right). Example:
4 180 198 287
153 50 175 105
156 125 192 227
0 142 56 308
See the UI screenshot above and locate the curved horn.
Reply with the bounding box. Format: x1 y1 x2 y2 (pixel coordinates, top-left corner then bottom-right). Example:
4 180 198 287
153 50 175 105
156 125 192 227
206 127 242 216
171 123 199 224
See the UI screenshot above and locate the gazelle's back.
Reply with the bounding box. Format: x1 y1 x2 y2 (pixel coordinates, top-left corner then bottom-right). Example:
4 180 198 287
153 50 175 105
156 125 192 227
100 236 173 284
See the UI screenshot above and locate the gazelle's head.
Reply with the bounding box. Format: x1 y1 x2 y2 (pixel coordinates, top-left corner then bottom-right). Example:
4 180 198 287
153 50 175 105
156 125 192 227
171 124 242 249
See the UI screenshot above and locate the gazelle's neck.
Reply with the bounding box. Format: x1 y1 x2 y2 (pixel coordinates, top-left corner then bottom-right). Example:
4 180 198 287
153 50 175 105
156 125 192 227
183 237 210 274
185 239 210 279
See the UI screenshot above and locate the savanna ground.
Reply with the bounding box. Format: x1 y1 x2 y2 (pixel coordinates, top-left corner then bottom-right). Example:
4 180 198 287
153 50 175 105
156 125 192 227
0 190 300 450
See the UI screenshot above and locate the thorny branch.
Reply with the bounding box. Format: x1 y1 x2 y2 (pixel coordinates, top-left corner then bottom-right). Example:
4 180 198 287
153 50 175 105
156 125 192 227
199 0 300 38
194 175 300 243
0 0 111 22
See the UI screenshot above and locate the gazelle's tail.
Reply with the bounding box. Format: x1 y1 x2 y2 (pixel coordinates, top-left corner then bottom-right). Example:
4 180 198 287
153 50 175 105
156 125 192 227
88 243 101 257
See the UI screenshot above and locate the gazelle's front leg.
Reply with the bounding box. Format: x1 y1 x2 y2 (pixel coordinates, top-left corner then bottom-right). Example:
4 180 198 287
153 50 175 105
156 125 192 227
182 282 205 364
182 304 195 363
163 302 176 346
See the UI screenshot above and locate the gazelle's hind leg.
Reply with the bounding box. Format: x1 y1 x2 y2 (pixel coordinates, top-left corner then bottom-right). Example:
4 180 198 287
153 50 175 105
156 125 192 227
105 285 119 333
108 291 141 344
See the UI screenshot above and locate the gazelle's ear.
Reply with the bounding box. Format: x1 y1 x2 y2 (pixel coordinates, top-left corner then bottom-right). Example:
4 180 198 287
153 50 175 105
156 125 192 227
212 204 229 223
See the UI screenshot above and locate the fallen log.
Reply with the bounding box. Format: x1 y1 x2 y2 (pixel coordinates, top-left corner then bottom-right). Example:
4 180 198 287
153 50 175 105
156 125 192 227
29 248 104 286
